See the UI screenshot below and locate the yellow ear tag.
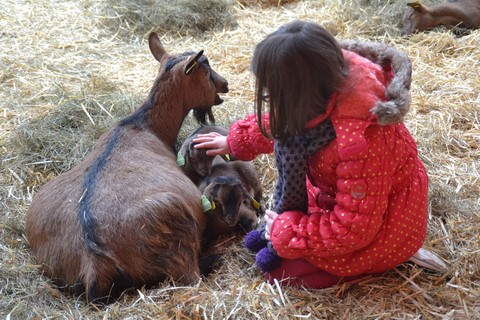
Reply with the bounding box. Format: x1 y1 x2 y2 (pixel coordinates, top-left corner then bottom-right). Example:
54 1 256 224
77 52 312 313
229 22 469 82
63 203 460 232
250 196 260 210
222 154 231 161
210 200 216 210
201 195 212 212
176 152 185 166
185 60 197 75
407 1 422 9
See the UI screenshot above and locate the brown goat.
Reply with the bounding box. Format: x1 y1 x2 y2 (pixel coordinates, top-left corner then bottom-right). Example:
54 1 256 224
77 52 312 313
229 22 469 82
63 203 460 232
178 125 230 184
402 0 480 34
198 156 263 241
25 32 228 304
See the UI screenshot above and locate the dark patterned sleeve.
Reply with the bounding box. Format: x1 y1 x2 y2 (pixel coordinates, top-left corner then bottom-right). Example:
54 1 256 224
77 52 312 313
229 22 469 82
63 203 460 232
273 119 336 215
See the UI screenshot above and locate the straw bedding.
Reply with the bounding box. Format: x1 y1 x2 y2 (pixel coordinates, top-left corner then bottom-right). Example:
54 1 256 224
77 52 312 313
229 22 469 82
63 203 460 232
1 0 479 318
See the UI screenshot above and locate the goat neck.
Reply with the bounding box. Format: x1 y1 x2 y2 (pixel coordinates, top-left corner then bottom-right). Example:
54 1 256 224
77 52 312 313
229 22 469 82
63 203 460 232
146 79 189 149
428 2 474 27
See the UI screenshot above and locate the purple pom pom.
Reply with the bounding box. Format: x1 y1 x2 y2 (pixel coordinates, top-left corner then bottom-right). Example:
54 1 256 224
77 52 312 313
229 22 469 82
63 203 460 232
255 247 280 272
244 230 267 253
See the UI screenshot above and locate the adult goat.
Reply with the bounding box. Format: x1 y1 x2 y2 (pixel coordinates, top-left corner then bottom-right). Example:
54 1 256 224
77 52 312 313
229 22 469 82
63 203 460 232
402 0 480 34
26 32 229 304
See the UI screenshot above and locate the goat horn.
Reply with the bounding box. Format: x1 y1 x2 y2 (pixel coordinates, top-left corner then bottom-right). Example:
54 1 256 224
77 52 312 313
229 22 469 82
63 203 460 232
185 50 204 75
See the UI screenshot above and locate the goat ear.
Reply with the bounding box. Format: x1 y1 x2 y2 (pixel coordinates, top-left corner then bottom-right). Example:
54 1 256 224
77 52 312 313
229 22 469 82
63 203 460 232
185 50 204 75
148 32 167 62
407 1 424 11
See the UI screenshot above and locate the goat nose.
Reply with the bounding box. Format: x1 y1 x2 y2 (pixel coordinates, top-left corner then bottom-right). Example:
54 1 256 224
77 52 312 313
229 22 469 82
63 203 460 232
221 83 229 94
214 77 228 93
211 69 229 93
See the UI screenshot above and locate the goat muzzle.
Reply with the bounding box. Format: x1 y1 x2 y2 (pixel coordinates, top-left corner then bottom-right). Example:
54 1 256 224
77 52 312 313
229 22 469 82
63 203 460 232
214 95 224 105
214 82 228 105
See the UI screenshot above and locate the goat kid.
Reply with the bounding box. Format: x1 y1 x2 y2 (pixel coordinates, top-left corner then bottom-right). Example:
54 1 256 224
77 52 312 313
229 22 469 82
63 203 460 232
198 156 264 241
178 125 230 185
26 32 228 304
402 0 480 34
178 125 263 239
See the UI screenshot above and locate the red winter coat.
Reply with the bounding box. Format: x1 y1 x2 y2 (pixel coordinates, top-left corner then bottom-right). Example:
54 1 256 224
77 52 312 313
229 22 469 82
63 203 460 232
226 50 428 277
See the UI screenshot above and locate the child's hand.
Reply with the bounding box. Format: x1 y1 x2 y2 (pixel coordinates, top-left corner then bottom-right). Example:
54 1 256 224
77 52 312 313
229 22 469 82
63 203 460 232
192 132 231 157
264 209 279 240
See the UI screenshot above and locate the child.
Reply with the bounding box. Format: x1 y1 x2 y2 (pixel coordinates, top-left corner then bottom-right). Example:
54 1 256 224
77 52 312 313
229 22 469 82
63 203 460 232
193 20 435 288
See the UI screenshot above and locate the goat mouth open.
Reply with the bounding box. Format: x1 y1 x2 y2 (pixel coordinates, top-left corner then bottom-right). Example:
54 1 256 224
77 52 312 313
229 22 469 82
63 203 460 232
214 94 224 105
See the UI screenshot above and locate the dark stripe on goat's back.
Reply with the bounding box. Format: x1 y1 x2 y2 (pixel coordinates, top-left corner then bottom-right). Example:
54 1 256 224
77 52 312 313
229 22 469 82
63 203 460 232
77 50 201 254
78 125 121 254
78 94 158 254
119 90 161 129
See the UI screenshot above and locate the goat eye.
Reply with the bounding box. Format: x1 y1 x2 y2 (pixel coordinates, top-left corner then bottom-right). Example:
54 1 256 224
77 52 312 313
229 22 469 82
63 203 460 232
242 199 252 208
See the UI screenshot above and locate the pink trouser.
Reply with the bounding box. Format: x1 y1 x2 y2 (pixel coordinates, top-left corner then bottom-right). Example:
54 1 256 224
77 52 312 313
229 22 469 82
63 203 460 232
265 258 365 289
264 179 367 288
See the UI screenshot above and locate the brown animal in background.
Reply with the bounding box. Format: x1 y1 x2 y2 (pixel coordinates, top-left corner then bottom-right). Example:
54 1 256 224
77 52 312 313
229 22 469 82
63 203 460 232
198 156 263 241
25 32 228 304
401 0 480 35
178 125 230 184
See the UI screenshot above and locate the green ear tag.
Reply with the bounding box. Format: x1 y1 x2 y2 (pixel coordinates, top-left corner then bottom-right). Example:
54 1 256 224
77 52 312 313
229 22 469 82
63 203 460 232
176 152 185 166
250 196 260 210
201 195 212 212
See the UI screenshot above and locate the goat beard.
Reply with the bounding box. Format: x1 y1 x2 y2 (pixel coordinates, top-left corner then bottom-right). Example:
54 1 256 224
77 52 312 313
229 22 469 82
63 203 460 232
194 93 224 124
193 108 215 124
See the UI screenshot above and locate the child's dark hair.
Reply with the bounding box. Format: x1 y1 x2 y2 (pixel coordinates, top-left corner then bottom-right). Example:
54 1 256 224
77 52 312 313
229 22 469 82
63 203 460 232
251 20 347 141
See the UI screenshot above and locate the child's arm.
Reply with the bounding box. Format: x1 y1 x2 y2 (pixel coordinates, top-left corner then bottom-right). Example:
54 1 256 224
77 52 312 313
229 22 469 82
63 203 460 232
226 113 274 161
192 132 230 157
193 114 274 160
269 190 389 261
269 130 397 260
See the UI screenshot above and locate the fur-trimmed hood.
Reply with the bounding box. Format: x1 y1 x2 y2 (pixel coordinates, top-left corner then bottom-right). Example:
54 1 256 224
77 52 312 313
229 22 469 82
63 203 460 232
339 40 412 125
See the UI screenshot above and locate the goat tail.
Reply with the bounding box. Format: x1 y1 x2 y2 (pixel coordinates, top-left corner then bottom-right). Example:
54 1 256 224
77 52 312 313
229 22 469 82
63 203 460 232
77 205 133 304
76 249 134 305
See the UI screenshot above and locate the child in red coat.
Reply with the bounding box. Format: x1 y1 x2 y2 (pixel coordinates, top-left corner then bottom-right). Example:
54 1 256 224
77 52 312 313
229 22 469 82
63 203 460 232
194 20 443 288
